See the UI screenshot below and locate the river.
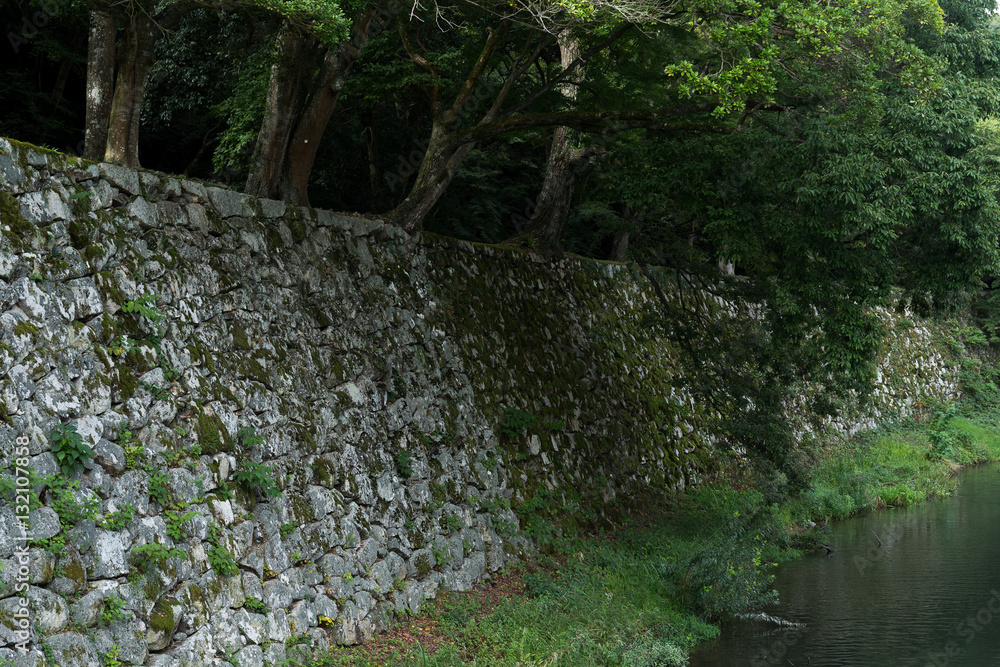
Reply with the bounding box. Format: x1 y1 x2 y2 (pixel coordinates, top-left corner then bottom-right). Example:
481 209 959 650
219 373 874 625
689 465 1000 667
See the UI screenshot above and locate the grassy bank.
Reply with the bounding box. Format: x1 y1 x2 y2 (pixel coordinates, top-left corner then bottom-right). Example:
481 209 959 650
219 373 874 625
285 409 1000 667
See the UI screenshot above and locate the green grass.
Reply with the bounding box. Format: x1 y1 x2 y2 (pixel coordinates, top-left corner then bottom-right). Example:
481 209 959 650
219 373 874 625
788 412 1000 522
289 412 1000 667
289 488 805 667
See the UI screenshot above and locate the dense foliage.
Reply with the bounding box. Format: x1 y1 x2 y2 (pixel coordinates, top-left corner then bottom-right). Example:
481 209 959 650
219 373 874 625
3 0 1000 491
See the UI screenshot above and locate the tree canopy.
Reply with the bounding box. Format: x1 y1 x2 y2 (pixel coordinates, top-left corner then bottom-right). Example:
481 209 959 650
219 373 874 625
3 0 1000 487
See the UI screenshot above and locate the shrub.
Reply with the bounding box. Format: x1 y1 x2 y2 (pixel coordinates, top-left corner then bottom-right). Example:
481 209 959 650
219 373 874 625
233 462 280 499
208 544 240 577
50 424 92 475
663 491 778 620
501 408 536 439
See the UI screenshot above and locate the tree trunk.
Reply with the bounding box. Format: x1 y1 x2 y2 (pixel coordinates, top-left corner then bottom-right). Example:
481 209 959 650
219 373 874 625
281 6 380 205
609 229 629 260
509 32 587 253
244 24 320 199
512 126 583 250
84 10 116 161
104 12 156 166
247 5 384 204
387 125 475 233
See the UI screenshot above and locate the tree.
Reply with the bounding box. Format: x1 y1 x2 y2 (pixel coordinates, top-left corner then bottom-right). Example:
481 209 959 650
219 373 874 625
385 0 947 234
593 0 1000 487
386 15 676 234
82 0 355 167
244 1 390 204
506 30 598 253
84 11 115 160
83 0 197 166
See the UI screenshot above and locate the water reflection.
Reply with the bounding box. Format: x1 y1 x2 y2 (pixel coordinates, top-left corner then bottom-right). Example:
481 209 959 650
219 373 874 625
690 466 1000 666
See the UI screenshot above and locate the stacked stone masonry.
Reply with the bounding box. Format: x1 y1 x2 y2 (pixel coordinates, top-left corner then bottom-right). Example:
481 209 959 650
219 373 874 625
0 138 961 667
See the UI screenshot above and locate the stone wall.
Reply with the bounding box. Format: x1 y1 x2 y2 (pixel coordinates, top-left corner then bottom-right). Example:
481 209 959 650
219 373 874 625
0 137 961 667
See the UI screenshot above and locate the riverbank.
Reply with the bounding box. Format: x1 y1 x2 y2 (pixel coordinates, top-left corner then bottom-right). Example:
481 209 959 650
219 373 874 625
288 407 1000 667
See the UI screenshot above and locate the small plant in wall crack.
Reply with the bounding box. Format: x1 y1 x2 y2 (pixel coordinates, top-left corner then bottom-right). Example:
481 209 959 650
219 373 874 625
118 423 151 472
122 293 165 325
395 449 414 477
208 544 240 577
501 408 536 439
149 473 171 507
100 594 128 626
244 597 268 614
237 425 265 448
98 504 136 531
431 545 451 568
205 521 240 577
233 461 280 500
107 334 135 356
164 507 198 541
100 645 123 667
49 423 93 475
130 543 186 574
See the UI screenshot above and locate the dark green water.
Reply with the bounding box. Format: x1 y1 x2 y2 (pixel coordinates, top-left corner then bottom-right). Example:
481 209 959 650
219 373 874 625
690 465 1000 667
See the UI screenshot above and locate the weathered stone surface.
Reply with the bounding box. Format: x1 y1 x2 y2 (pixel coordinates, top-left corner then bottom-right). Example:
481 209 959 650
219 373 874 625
0 596 32 645
233 644 265 667
27 507 59 540
28 585 69 633
19 190 71 222
27 548 56 585
43 632 100 667
0 139 25 190
94 617 149 665
99 163 141 194
69 589 105 628
147 595 183 649
206 187 253 218
90 529 131 578
0 136 967 664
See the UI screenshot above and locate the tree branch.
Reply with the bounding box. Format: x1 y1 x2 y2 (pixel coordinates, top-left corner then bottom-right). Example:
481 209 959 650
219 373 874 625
398 17 442 116
445 19 513 124
483 30 555 122
452 104 726 145
504 23 632 117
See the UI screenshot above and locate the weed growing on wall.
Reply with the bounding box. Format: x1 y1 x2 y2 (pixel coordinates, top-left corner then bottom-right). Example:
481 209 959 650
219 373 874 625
500 408 536 439
233 461 280 499
131 543 186 574
49 423 92 475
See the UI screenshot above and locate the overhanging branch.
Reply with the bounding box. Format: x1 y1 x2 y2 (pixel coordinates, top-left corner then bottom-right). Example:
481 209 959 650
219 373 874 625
452 104 728 144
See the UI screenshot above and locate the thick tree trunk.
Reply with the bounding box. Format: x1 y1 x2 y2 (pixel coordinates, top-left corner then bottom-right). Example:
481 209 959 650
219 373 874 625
104 13 156 166
244 24 319 199
609 229 629 260
387 125 475 233
514 126 581 249
247 6 384 204
84 10 116 161
510 32 587 253
281 6 380 205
